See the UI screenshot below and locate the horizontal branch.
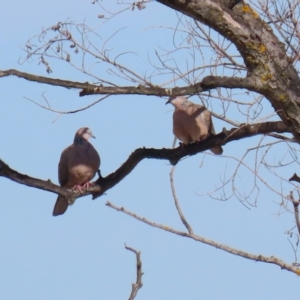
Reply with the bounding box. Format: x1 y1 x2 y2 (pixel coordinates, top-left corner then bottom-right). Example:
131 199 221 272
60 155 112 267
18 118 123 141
107 201 300 275
201 75 256 91
0 121 290 202
0 69 94 91
79 76 255 97
0 69 256 97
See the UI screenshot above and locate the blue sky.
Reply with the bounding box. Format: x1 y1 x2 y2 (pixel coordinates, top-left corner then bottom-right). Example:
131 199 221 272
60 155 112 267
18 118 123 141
1 1 299 299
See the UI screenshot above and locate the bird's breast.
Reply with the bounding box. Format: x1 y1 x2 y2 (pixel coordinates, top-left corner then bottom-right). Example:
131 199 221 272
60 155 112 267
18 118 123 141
65 144 100 186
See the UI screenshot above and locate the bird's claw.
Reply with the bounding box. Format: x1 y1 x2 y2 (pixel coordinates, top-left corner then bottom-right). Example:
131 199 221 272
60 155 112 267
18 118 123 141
72 182 95 194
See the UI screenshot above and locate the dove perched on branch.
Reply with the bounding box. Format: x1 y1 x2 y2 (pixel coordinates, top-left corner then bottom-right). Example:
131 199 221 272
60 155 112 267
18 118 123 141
166 96 223 155
52 127 101 216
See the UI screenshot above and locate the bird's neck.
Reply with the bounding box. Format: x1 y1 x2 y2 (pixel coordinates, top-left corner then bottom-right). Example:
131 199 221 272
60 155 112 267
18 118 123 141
74 136 87 145
181 100 191 108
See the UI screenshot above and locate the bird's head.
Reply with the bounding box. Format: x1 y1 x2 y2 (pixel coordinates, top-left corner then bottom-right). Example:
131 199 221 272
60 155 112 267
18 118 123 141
166 95 188 107
74 127 95 144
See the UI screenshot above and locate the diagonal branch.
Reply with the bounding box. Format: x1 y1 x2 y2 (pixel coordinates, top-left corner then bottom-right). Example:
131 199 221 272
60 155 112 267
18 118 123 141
107 201 300 275
92 121 291 196
0 121 291 203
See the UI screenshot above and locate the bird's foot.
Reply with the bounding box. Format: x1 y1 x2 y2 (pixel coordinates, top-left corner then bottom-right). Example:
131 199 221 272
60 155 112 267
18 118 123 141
72 182 94 194
197 134 209 142
179 142 187 149
72 184 85 194
83 181 95 190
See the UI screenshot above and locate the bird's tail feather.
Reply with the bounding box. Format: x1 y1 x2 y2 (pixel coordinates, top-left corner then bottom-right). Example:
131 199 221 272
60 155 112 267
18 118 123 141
52 196 69 216
210 145 223 155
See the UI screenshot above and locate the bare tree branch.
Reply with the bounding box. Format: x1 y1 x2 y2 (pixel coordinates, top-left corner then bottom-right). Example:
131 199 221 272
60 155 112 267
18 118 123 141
0 69 257 97
0 69 94 91
0 121 291 204
125 244 143 300
170 166 194 234
288 191 300 236
107 201 300 275
0 159 89 204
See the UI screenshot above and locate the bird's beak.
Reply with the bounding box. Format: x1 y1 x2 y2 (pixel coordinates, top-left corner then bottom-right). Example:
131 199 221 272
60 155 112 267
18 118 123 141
91 134 96 139
166 96 176 105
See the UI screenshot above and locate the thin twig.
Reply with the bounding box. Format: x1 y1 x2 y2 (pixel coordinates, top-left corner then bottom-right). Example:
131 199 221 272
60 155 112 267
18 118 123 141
170 166 194 234
289 191 300 236
287 238 298 265
24 95 110 114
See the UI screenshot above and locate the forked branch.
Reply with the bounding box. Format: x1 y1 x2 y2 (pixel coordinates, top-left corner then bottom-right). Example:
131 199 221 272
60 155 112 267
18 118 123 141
125 244 143 300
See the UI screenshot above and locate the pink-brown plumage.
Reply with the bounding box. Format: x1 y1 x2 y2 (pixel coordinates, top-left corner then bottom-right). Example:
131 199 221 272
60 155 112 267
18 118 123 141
166 96 223 155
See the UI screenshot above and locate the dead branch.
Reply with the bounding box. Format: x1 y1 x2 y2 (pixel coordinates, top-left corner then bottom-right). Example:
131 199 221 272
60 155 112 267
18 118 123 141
0 69 94 91
288 191 300 236
107 201 300 275
0 69 257 97
125 244 143 300
170 166 194 234
0 159 89 204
